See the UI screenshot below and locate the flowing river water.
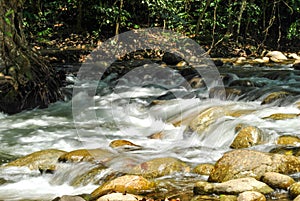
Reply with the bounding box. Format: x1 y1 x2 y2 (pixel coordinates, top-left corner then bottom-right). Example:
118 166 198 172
0 61 300 200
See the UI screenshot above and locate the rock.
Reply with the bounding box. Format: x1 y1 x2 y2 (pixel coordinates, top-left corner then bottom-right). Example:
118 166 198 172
208 149 300 182
194 177 273 195
295 101 300 109
52 195 86 201
253 57 269 64
109 140 141 151
269 147 300 156
261 172 295 190
91 175 155 200
58 149 114 163
189 77 205 88
234 57 247 65
263 113 299 120
288 53 300 60
294 60 300 70
96 192 143 201
192 163 214 176
230 125 264 149
277 135 300 146
213 59 224 67
289 182 300 199
189 106 228 134
130 157 190 178
261 91 291 105
5 149 66 171
191 195 220 201
162 52 183 65
237 191 266 201
209 87 242 99
220 195 237 201
265 51 288 62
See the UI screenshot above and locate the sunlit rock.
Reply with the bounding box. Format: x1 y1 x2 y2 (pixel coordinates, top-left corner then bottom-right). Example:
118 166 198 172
208 149 300 182
194 177 273 195
192 163 214 176
277 135 300 146
261 91 291 105
5 149 66 171
96 192 143 201
261 172 295 190
237 191 266 201
253 57 270 64
265 51 287 62
230 125 264 149
91 175 155 200
263 113 299 120
58 149 114 164
288 53 300 60
130 157 190 178
289 182 300 199
220 195 237 201
234 57 247 65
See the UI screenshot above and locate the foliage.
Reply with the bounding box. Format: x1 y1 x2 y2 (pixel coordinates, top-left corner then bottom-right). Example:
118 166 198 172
22 0 300 52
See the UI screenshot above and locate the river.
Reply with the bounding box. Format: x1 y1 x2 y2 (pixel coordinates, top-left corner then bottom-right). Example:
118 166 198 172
0 62 300 200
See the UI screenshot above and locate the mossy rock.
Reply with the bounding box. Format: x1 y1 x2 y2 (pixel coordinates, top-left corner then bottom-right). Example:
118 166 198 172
91 175 156 200
289 182 300 199
208 149 300 183
277 135 300 146
58 149 114 163
262 113 299 120
130 157 190 178
5 149 66 170
109 139 141 151
269 146 300 156
230 125 264 149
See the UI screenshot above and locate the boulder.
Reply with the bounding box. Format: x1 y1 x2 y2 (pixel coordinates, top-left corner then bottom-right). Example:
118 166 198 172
208 149 300 182
277 135 300 146
194 177 273 195
265 51 287 62
289 182 300 199
263 113 299 120
261 172 295 190
130 157 190 178
91 175 155 200
192 163 214 176
96 192 143 201
58 149 114 163
5 149 66 171
253 57 269 64
237 191 266 201
230 125 264 149
220 195 237 201
288 53 300 60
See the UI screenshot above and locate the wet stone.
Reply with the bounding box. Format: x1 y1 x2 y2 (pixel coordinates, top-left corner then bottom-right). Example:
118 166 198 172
289 182 300 199
277 135 300 146
230 125 263 149
192 163 214 176
263 113 299 120
237 191 266 201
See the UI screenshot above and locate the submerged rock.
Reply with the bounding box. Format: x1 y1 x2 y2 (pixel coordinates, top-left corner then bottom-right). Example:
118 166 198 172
230 125 264 149
130 157 190 178
208 149 300 182
5 149 66 171
194 177 273 195
91 175 155 200
261 172 295 190
58 149 114 163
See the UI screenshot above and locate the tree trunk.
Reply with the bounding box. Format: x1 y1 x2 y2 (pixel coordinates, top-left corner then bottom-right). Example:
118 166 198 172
195 0 211 35
0 0 62 114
